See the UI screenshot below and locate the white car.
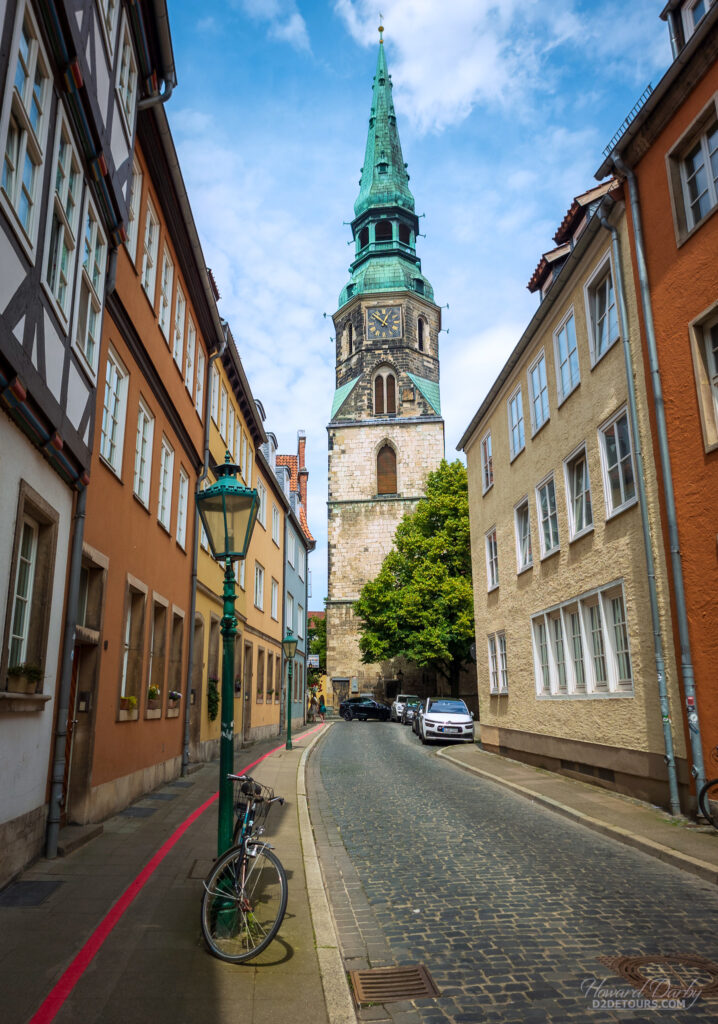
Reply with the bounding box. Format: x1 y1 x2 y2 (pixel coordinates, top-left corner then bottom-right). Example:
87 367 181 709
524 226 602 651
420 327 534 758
390 693 419 722
417 697 475 744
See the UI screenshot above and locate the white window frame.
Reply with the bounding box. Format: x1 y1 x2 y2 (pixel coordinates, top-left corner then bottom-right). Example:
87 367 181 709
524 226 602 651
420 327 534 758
133 398 154 507
43 111 82 323
228 405 235 458
176 468 189 549
239 558 245 590
535 474 560 558
272 504 280 546
485 527 498 591
241 432 248 480
297 546 305 582
271 578 279 620
73 193 107 378
184 318 196 395
157 437 174 531
286 592 294 632
497 632 508 693
219 385 228 439
195 348 205 420
141 198 159 301
257 479 267 528
527 350 549 434
682 0 713 41
8 516 38 666
97 0 119 56
115 13 138 138
254 563 264 610
288 528 296 568
125 156 142 263
480 431 493 493
246 447 253 486
100 346 128 476
599 407 637 518
488 634 499 694
297 604 304 640
514 497 533 573
531 581 633 697
507 385 525 460
158 247 174 340
173 284 185 368
584 252 620 365
210 365 219 423
564 444 593 540
0 2 51 256
553 309 580 403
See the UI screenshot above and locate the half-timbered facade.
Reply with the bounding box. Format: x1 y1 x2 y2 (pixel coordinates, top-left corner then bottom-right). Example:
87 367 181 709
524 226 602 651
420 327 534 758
0 0 173 886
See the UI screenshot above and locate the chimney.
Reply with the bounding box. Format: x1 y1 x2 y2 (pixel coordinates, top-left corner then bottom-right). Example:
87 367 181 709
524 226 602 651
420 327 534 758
297 429 306 470
298 467 308 512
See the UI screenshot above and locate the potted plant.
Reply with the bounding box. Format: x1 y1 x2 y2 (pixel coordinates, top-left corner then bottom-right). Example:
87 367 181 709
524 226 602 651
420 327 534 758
266 687 274 700
7 663 43 694
147 684 161 710
207 676 219 721
120 694 138 713
168 690 181 708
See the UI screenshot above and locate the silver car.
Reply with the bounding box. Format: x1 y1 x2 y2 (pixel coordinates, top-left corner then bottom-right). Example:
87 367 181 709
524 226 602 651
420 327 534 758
416 697 475 744
390 693 419 722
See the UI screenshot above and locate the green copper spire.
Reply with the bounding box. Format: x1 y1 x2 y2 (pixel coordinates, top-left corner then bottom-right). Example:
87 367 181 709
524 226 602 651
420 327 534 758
339 27 433 309
354 32 414 218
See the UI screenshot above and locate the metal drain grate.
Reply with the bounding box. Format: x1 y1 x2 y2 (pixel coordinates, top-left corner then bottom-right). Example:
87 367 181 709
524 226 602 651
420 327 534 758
600 954 718 1000
0 881 63 907
120 806 156 817
349 964 439 1005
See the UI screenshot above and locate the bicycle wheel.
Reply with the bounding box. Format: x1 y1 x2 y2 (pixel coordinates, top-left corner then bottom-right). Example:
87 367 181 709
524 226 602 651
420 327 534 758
201 844 288 963
698 778 718 829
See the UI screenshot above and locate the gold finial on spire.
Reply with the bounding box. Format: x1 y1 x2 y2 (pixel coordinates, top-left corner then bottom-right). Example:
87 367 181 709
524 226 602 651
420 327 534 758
378 16 384 43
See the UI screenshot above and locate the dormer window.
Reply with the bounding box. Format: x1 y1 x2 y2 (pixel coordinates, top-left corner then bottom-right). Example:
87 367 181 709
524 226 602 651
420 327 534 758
375 219 392 241
413 278 425 295
377 162 388 174
683 0 711 39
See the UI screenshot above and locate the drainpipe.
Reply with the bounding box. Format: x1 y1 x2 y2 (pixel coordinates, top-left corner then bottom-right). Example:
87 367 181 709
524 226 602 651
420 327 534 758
613 154 706 798
181 334 226 776
599 213 681 816
666 10 681 61
46 485 87 858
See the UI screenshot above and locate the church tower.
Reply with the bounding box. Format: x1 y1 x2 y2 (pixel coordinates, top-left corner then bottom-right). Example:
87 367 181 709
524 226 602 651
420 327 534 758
326 27 445 700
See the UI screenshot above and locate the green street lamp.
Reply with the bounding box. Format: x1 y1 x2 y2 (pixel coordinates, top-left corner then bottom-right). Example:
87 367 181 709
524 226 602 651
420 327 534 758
196 452 259 856
282 629 298 751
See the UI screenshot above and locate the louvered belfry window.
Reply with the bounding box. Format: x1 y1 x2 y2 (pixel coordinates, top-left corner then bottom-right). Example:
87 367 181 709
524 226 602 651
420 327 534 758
377 445 397 494
375 376 385 414
386 374 396 413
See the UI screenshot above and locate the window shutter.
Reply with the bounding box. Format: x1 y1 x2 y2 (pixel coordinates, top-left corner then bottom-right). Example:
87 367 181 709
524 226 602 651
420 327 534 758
377 445 396 494
374 376 384 414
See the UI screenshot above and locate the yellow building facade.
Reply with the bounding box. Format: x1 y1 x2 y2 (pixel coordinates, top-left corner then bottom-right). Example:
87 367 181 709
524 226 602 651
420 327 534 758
192 335 267 760
459 190 686 807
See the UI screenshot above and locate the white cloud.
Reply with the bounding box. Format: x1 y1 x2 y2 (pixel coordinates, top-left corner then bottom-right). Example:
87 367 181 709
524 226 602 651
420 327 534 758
334 0 670 133
236 0 311 52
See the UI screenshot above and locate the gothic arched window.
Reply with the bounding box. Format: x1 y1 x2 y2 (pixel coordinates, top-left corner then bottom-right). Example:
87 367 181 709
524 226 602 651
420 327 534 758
377 445 397 494
386 374 396 414
374 375 384 415
375 219 392 242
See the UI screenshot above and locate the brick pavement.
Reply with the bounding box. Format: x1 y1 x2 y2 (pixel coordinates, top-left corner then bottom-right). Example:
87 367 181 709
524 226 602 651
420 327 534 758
307 721 718 1024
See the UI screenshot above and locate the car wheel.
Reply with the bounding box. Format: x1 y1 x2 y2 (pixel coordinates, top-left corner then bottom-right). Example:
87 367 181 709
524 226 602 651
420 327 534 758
344 710 353 721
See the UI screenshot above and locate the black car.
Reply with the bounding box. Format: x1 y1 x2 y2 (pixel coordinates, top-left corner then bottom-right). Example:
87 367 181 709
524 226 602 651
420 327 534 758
339 697 390 721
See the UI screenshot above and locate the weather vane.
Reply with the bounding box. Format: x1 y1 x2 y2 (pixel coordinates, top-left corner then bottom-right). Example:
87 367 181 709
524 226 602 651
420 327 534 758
378 15 384 42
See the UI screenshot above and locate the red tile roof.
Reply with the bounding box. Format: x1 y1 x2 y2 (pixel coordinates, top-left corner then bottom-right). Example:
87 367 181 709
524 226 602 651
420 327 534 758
553 179 619 245
276 454 298 490
527 243 571 293
299 504 315 543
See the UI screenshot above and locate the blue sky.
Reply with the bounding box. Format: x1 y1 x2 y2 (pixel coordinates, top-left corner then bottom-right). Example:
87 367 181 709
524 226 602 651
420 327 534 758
166 0 671 605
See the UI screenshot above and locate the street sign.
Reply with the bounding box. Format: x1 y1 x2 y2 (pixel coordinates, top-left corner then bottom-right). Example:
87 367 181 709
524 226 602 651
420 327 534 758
307 654 320 669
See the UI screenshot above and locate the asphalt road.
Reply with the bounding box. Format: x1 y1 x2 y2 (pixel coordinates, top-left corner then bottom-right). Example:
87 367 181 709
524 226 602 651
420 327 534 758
309 720 718 1024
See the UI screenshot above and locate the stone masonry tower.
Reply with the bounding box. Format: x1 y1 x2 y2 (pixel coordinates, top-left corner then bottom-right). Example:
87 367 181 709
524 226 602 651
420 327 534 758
326 27 445 699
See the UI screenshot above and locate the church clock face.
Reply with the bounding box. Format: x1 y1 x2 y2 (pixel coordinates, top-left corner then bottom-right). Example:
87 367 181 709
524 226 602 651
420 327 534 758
367 305 402 339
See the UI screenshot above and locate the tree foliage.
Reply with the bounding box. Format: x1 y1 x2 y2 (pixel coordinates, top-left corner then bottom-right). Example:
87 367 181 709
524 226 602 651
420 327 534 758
354 460 474 696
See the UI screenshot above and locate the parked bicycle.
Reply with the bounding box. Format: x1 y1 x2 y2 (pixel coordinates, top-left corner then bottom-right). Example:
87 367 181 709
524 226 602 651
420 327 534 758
698 747 718 832
201 774 287 963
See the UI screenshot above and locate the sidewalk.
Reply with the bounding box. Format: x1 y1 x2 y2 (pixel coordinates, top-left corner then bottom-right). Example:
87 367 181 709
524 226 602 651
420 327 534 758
0 725 348 1024
438 743 718 885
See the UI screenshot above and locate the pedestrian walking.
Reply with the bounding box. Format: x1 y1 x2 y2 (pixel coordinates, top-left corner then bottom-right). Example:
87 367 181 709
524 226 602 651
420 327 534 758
318 692 326 723
309 692 318 723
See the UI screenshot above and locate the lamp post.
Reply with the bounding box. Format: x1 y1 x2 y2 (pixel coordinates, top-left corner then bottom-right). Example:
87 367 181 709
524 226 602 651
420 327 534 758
196 452 259 856
282 629 298 751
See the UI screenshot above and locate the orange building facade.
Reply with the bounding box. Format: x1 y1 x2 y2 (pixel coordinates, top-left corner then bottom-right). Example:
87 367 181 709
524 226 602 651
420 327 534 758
597 2 718 791
65 104 221 822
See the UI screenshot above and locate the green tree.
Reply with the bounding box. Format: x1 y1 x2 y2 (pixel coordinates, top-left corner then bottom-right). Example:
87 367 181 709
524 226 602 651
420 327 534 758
354 460 474 697
307 611 327 688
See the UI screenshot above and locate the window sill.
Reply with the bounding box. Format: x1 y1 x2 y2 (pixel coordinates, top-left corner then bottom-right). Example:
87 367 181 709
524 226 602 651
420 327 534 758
540 547 560 562
145 708 161 720
590 335 620 368
482 482 494 497
118 708 139 721
569 525 594 543
487 583 499 594
133 492 152 514
605 497 638 521
99 454 123 481
517 563 533 576
157 519 171 535
676 199 718 248
530 417 549 440
536 690 634 700
509 446 525 464
0 691 51 713
166 707 180 718
557 381 580 408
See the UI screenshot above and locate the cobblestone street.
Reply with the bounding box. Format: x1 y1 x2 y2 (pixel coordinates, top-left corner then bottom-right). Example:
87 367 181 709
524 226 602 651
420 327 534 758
307 722 718 1024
